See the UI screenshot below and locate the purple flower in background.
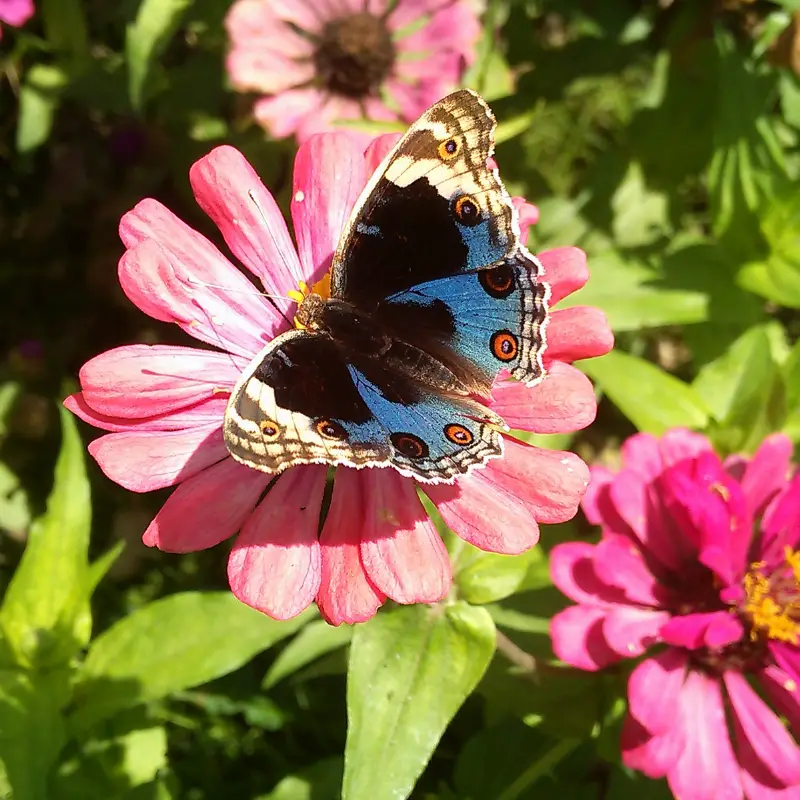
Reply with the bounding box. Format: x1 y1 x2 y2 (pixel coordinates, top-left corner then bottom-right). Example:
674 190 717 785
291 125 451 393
0 0 33 37
224 0 480 141
551 429 800 799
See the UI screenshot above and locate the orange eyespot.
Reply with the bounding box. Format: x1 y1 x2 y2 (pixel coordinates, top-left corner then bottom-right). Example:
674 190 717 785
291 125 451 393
444 423 474 446
490 330 519 362
438 138 460 160
259 420 281 440
390 432 429 459
454 195 481 227
315 418 347 440
479 265 515 298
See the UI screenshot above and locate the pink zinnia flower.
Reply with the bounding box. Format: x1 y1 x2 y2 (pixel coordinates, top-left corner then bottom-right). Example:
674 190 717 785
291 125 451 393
0 0 34 38
551 429 800 799
224 0 480 141
66 133 612 625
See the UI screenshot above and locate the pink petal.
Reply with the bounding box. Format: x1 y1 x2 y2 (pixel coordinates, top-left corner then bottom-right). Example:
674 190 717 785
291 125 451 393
484 438 589 524
550 606 623 671
608 469 687 573
88 424 227 492
224 0 315 49
228 466 327 620
142 457 267 551
76 345 243 418
760 475 800 565
317 469 386 625
550 541 628 606
291 133 368 284
225 49 313 94
65 392 228 433
253 88 326 140
118 214 273 358
592 536 664 606
660 612 742 651
772 642 800 685
725 671 800 786
620 432 664 482
659 427 713 468
490 362 597 434
539 247 588 305
740 434 794 519
392 0 479 61
0 0 33 27
511 197 539 243
602 606 670 658
189 146 305 305
359 470 450 604
621 712 686 778
363 133 401 173
628 649 688 735
759 665 800 733
544 307 614 365
425 466 540 555
581 466 619 527
667 670 743 800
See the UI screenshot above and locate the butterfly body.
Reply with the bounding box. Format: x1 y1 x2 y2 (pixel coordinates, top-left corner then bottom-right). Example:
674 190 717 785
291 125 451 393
223 90 550 484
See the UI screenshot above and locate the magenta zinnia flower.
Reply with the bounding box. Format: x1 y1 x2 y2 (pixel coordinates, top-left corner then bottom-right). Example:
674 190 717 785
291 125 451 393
551 429 800 799
0 0 33 37
66 133 612 625
224 0 480 140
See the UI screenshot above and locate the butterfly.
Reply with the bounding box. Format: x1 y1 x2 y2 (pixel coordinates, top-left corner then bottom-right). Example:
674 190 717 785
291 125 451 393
223 89 550 484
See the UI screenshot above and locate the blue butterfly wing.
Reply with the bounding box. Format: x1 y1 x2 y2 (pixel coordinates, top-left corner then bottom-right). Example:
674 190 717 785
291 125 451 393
377 253 549 389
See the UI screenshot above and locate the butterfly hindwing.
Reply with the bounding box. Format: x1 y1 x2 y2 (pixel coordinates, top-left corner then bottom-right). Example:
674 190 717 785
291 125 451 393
223 330 505 483
330 89 520 310
378 252 549 390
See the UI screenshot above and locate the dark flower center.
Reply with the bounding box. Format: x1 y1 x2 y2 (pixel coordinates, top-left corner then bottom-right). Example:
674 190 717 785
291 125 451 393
313 13 395 98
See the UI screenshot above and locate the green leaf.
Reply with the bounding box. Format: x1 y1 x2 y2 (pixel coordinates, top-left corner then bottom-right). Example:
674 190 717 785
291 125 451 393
343 602 495 800
126 0 195 110
0 408 91 667
15 64 68 153
781 338 800 440
693 323 785 452
41 0 89 64
0 461 31 538
0 382 20 439
582 351 710 435
455 546 541 605
259 757 343 800
610 162 670 248
0 667 70 800
70 593 312 733
263 620 353 689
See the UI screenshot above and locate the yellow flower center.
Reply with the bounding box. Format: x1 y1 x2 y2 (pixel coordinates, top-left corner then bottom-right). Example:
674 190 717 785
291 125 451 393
287 274 331 330
743 546 800 644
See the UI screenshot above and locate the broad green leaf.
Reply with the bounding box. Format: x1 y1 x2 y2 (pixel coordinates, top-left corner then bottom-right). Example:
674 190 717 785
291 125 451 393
52 718 168 800
456 546 541 605
454 719 560 800
0 383 20 438
263 620 353 689
126 0 195 110
753 189 800 308
693 323 785 452
70 593 312 733
343 603 495 800
581 351 710 434
41 0 89 63
563 250 708 331
0 667 70 800
781 339 800 440
610 162 670 248
259 757 343 800
0 408 90 667
16 65 68 153
0 461 31 538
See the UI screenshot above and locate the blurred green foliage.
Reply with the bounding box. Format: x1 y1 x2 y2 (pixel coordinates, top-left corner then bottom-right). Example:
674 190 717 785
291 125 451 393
3 0 800 798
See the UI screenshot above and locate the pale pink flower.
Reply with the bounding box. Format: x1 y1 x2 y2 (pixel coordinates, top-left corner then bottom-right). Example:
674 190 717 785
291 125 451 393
225 0 480 141
66 133 612 624
551 429 800 799
0 0 34 37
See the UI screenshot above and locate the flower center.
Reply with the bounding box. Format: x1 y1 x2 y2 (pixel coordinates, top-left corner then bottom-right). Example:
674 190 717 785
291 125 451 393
742 546 800 645
313 13 395 98
288 274 331 330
